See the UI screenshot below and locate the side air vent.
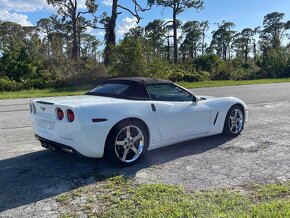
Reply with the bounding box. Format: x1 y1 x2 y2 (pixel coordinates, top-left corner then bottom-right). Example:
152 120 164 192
213 112 219 125
36 101 55 105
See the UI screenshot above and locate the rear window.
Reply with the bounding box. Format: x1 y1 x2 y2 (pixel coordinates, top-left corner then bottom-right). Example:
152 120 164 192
86 82 150 100
89 83 129 95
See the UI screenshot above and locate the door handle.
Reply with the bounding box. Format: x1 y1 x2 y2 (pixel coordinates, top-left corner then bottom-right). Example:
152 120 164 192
151 104 156 112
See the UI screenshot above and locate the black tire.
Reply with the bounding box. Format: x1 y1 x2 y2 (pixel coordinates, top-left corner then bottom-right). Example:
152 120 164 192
223 105 244 137
106 120 149 166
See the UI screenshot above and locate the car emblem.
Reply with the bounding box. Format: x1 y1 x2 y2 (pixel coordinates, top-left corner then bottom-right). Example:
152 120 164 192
40 107 46 112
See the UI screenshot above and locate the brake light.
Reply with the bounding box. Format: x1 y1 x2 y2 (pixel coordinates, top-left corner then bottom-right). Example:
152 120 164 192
67 109 75 122
56 108 64 120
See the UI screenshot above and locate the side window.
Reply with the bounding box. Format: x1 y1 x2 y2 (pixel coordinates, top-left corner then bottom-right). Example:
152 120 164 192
146 84 192 102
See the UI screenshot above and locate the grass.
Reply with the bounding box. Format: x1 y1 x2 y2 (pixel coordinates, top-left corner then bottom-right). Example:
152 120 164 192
1 78 290 99
0 85 93 99
56 176 290 217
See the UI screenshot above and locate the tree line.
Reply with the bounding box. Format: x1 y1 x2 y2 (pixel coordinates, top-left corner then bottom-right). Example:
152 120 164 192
1 0 290 91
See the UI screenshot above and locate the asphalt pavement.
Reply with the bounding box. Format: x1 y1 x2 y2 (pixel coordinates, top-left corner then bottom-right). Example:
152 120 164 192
0 82 290 217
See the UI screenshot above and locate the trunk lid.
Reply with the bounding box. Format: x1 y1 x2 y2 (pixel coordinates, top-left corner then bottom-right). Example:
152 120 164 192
33 95 126 107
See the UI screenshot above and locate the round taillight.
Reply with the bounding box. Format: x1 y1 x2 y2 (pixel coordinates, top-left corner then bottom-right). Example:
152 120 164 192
67 109 75 122
56 108 64 120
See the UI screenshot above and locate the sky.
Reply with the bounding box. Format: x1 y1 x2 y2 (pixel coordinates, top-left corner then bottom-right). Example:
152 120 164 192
1 0 290 42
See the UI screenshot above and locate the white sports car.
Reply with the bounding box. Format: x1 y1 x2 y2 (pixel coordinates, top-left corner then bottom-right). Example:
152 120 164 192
30 77 248 166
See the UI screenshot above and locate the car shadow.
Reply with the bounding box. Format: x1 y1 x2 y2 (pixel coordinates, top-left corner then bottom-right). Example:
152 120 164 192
0 134 232 212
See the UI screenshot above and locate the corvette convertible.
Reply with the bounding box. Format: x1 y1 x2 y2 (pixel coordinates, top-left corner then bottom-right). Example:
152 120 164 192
30 77 248 166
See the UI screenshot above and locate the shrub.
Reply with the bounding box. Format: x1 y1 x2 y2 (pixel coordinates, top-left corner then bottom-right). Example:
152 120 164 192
198 71 210 80
194 54 226 74
210 69 231 80
231 61 261 80
146 58 172 79
260 48 289 78
109 38 148 77
210 62 231 80
0 77 22 91
168 69 185 82
168 68 208 82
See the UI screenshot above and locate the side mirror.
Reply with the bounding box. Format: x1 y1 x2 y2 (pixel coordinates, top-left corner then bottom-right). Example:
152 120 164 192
192 95 200 103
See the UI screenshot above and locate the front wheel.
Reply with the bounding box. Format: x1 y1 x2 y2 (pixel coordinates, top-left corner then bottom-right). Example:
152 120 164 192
106 120 148 166
223 105 244 137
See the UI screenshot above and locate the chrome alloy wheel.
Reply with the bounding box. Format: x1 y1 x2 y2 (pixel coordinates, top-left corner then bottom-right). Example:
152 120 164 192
229 108 244 134
114 125 144 163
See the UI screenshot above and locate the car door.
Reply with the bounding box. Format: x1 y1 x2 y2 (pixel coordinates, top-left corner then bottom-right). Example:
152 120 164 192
146 84 211 141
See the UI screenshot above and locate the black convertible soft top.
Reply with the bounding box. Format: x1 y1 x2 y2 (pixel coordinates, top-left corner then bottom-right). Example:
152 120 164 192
86 77 173 100
108 77 173 85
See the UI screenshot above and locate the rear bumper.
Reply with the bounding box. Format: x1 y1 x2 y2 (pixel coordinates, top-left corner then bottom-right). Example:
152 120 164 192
31 116 111 158
35 134 85 157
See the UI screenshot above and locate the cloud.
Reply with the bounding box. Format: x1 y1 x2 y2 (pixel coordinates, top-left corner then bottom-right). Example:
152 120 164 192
0 10 33 26
77 0 89 9
85 27 105 38
0 0 88 13
0 0 53 26
117 17 137 36
0 0 50 12
102 0 112 6
0 0 89 27
95 31 105 37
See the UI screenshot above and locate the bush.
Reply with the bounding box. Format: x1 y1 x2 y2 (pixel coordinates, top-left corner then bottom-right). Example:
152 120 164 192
109 38 148 77
231 61 261 80
0 77 22 91
260 48 290 78
169 68 208 82
182 72 205 82
146 58 172 79
194 54 226 74
168 69 185 82
210 69 231 80
210 62 231 80
198 71 210 80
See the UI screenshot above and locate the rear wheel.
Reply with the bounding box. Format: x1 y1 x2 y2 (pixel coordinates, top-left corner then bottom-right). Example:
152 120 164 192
223 105 244 137
106 120 148 166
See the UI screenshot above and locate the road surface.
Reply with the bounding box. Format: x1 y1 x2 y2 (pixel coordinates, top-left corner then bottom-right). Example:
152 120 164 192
0 82 290 216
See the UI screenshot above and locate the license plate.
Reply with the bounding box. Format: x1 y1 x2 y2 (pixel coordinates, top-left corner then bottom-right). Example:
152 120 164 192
37 119 54 131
